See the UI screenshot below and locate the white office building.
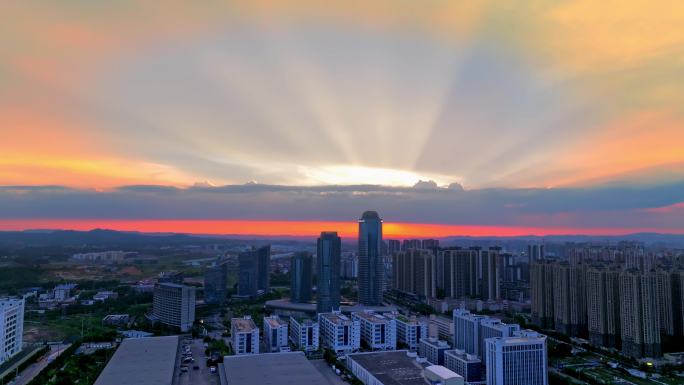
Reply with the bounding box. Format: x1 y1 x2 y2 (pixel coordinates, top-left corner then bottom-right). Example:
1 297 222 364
231 316 259 355
387 313 427 351
0 298 24 365
263 315 289 353
289 317 319 353
419 337 451 366
152 283 195 332
319 311 360 354
485 330 548 385
444 349 482 384
478 318 520 361
453 309 486 357
352 311 396 351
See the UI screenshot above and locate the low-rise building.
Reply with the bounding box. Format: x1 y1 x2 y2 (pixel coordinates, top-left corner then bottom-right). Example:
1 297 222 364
102 314 130 327
94 336 179 385
319 311 360 354
231 316 259 355
263 315 289 353
54 283 77 302
387 313 427 351
424 365 464 385
419 337 451 366
444 349 482 384
352 311 396 351
0 298 24 365
218 351 331 385
347 350 458 385
94 291 119 302
289 316 319 353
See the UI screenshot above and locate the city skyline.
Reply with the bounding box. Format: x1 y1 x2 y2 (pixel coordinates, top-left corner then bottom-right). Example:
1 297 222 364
2 1 684 237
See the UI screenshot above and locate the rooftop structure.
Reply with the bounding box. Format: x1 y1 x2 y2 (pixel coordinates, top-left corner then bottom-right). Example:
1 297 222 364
346 350 427 385
94 336 179 385
218 351 332 385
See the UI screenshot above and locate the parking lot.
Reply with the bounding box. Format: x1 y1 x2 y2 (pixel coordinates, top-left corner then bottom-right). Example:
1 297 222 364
177 339 219 385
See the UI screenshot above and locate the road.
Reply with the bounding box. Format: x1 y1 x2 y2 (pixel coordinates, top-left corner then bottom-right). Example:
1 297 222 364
310 359 348 385
11 344 71 385
177 339 218 385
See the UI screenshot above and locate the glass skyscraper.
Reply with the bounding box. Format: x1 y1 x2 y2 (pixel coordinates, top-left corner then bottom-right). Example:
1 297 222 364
290 252 313 303
317 232 341 312
358 211 383 306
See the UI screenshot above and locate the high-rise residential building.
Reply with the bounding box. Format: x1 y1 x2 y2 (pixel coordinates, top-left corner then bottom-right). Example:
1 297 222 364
418 337 451 365
478 318 520 361
586 265 621 348
530 260 555 329
452 309 486 357
317 232 341 313
392 249 436 299
401 239 422 251
620 269 662 358
422 239 440 250
444 349 482 383
231 316 259 355
263 315 289 353
674 271 684 337
238 245 271 297
441 248 478 299
152 283 195 332
358 211 384 306
654 269 675 337
552 263 587 337
473 247 502 301
204 259 228 305
352 311 397 351
485 330 548 385
290 252 313 303
527 244 545 264
289 316 319 353
319 311 361 354
0 298 24 365
341 254 358 279
387 239 401 255
386 313 427 351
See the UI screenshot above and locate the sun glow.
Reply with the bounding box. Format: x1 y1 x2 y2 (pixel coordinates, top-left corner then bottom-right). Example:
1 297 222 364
299 165 455 187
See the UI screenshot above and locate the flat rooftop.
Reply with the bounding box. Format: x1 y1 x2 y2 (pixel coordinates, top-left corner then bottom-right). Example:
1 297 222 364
353 312 389 323
320 312 352 324
349 351 427 385
94 335 179 385
445 349 481 363
265 317 287 328
232 317 257 332
219 352 333 385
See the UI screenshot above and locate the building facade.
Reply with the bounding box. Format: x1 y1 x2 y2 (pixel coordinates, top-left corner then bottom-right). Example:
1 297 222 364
231 316 259 355
204 259 228 304
319 311 361 354
419 337 451 366
358 211 384 306
352 311 396 351
444 349 482 384
289 317 319 353
485 330 548 385
238 245 271 297
152 283 195 332
0 298 24 365
290 252 313 303
263 315 289 353
388 313 427 351
317 232 341 312
393 249 436 299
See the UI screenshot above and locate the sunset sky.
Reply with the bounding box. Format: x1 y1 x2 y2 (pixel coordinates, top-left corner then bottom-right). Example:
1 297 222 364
1 1 683 237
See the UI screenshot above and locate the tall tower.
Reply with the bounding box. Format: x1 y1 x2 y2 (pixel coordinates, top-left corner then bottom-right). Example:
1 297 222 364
290 252 313 303
358 211 383 306
317 232 341 313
